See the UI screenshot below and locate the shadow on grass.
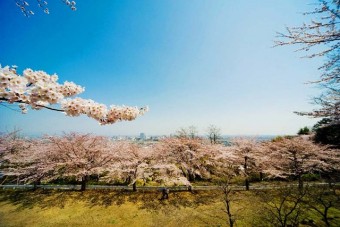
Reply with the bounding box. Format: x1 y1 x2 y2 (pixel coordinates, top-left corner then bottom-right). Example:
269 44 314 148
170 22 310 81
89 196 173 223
0 189 221 213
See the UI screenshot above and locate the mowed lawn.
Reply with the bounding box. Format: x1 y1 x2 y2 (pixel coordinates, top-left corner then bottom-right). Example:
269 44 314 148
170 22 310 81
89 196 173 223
0 189 230 227
0 188 339 227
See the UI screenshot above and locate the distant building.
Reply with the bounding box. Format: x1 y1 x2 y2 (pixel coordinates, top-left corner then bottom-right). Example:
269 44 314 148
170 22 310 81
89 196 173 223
139 133 146 140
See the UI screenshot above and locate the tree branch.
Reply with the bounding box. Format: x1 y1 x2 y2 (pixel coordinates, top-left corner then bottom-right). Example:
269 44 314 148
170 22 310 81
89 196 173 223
0 98 65 112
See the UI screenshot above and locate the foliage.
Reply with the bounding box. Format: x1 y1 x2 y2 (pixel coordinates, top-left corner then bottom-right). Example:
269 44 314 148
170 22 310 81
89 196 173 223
271 135 295 142
265 137 340 189
1 133 340 191
156 137 217 182
313 118 334 131
229 137 269 190
297 126 310 135
0 133 127 190
313 118 340 147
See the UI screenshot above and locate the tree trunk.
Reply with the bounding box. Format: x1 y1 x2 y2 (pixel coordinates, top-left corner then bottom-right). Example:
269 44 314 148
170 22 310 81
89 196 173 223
80 176 88 191
161 188 169 200
245 178 250 191
132 182 137 192
188 170 195 182
223 183 235 227
323 207 331 227
188 185 193 192
227 212 234 227
259 172 264 181
298 174 303 191
226 199 234 227
33 179 41 190
125 175 131 185
0 176 8 185
244 156 249 190
181 167 197 182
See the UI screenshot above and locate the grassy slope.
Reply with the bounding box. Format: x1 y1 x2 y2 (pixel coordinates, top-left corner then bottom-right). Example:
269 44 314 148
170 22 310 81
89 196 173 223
0 189 339 227
0 190 227 227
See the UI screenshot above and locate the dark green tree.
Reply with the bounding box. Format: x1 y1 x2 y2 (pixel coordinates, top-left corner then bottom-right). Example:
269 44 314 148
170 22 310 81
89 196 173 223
313 118 340 147
297 126 310 135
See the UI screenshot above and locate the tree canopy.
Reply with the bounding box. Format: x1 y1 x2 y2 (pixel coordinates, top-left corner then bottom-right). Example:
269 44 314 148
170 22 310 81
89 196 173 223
276 0 340 124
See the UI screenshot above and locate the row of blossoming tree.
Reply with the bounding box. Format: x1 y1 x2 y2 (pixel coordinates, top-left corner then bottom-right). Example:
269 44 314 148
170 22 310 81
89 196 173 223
1 132 339 191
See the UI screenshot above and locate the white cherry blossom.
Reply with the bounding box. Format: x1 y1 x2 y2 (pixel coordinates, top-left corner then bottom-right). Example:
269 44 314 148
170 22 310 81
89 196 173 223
0 65 148 125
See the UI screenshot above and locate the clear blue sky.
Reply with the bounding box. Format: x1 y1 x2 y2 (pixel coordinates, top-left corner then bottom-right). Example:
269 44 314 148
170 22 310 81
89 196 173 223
0 0 323 136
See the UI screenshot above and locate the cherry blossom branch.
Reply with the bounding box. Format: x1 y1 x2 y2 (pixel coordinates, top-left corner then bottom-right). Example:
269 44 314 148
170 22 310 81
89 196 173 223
0 65 148 125
0 98 64 112
275 0 340 123
15 0 77 17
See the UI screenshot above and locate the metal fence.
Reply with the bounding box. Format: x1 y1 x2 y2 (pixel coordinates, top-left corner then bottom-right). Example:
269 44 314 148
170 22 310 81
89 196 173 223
0 182 339 191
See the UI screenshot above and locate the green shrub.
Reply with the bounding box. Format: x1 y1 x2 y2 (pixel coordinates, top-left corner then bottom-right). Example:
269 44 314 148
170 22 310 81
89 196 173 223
301 173 321 181
298 126 310 135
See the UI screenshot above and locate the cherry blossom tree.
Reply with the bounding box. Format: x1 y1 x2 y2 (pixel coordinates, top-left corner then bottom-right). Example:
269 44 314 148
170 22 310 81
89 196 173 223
44 133 125 191
122 145 190 189
149 164 191 187
104 143 152 191
96 142 191 189
1 133 129 190
1 134 195 189
276 0 340 124
207 145 240 183
0 130 27 160
156 137 248 185
126 145 154 191
0 65 148 125
156 137 218 182
0 132 46 187
265 137 340 189
229 137 267 190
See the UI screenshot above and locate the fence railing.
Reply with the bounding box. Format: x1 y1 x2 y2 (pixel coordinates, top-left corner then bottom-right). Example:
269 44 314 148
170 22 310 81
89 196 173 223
0 182 339 191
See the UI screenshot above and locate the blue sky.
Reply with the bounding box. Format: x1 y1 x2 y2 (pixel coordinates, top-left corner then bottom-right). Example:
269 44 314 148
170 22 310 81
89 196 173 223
0 0 324 136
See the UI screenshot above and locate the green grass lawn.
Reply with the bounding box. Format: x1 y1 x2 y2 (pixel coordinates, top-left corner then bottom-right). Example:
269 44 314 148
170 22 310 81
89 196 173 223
0 188 339 227
0 189 228 227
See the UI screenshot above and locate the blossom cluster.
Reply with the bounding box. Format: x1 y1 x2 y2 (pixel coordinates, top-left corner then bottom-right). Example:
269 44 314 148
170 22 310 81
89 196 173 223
15 0 76 17
62 0 77 11
61 98 148 125
0 65 148 125
1 65 83 105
